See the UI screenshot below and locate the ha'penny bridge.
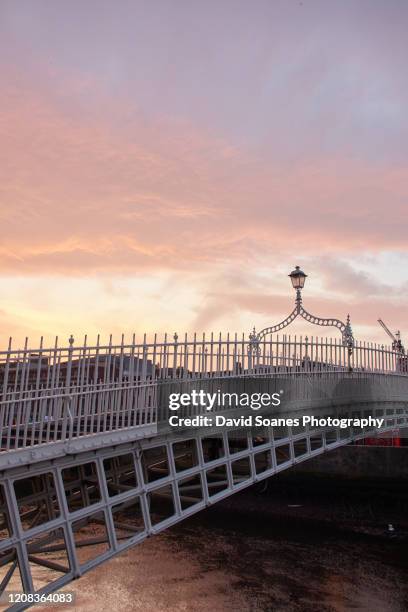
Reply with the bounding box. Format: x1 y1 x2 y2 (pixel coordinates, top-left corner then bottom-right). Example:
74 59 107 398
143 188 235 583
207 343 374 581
1 267 408 610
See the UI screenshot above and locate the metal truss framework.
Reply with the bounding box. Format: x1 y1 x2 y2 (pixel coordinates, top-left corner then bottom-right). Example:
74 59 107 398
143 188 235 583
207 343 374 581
1 402 406 611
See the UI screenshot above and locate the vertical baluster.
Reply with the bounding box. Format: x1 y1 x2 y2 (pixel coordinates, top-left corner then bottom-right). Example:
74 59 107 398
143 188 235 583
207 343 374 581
357 340 361 370
117 334 124 429
359 339 363 371
101 334 112 432
6 346 18 451
237 343 242 377
323 336 326 371
305 336 309 371
329 337 332 370
84 337 91 390
367 342 371 371
44 344 51 390
118 334 124 384
133 344 142 425
209 332 213 377
126 334 136 426
293 334 297 370
226 332 230 376
366 340 370 371
151 333 157 382
78 335 87 434
202 334 206 377
239 333 244 375
262 336 266 372
321 336 324 372
172 332 178 379
311 336 314 372
298 335 302 371
364 341 370 371
192 332 197 379
141 333 148 383
89 334 100 436
183 333 188 379
65 335 74 441
233 333 237 374
44 337 57 444
14 338 28 450
218 332 222 377
0 337 12 445
1 337 12 402
162 333 168 379
28 336 44 446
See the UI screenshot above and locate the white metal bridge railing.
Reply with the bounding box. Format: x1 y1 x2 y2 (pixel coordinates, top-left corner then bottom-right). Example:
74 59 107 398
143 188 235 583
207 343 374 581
0 333 407 452
0 382 156 452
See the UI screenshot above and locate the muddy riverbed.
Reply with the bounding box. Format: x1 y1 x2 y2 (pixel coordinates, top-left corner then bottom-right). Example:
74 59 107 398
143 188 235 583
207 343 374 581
52 473 408 612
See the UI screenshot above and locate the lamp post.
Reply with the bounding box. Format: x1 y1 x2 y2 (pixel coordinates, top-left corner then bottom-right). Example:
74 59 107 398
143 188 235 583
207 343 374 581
289 266 307 311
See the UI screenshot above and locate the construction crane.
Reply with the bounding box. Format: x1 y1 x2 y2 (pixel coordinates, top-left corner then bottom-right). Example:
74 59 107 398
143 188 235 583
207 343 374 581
378 319 405 354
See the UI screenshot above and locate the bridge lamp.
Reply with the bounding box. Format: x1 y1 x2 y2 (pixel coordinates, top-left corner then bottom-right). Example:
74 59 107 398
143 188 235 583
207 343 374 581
289 266 307 290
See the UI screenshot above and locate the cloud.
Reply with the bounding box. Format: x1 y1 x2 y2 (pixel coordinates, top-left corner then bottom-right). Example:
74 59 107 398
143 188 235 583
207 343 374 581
1 12 408 346
307 258 391 298
1 69 408 279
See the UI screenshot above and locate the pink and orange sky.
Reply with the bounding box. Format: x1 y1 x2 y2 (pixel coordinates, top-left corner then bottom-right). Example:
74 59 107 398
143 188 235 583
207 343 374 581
0 0 407 347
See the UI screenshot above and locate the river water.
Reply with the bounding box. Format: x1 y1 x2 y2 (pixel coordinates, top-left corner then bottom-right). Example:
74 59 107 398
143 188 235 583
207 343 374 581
65 474 408 612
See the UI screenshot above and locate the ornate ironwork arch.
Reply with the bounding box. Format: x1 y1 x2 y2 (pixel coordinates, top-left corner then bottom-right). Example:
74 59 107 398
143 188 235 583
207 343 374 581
250 289 354 353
